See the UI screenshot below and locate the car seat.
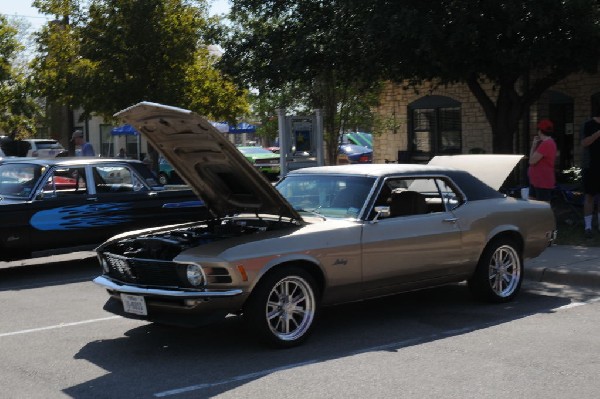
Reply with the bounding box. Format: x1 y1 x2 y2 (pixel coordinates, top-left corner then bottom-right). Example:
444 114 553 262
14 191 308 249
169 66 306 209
389 191 428 217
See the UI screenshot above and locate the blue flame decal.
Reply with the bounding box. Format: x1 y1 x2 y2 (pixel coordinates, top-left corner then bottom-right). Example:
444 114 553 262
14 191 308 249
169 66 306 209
30 202 134 231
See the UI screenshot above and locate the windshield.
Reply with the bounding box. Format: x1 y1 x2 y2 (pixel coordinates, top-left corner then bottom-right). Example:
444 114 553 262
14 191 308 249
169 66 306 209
0 163 44 198
276 174 376 219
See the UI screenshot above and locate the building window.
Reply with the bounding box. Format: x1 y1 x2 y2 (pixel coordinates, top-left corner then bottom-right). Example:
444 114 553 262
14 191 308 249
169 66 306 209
408 96 462 162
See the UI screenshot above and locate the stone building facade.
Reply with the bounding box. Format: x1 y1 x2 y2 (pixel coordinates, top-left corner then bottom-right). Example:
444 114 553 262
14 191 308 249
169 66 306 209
373 72 600 176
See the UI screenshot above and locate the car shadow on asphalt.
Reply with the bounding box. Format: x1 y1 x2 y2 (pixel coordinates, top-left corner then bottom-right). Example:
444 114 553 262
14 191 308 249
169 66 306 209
0 257 98 291
64 284 571 398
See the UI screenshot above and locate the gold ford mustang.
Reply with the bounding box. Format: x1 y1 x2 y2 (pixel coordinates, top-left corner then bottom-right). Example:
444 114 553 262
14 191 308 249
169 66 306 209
94 102 556 348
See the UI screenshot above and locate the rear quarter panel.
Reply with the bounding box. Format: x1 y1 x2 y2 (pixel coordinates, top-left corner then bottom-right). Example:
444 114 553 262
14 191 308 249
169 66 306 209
453 197 554 264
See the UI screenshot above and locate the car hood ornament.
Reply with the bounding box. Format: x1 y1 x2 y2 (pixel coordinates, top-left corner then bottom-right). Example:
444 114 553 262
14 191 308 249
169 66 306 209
115 102 301 221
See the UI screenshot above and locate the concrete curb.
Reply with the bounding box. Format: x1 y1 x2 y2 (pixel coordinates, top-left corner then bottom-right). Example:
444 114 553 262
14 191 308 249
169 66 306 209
524 245 600 288
526 266 600 288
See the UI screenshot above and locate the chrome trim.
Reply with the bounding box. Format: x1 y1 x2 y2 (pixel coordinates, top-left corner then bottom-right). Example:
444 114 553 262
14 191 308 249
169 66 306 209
93 276 243 298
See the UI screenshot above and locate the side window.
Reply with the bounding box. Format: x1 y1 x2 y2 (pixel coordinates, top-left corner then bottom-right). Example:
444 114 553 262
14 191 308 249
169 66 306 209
43 167 87 197
435 178 463 211
93 165 148 193
373 177 462 218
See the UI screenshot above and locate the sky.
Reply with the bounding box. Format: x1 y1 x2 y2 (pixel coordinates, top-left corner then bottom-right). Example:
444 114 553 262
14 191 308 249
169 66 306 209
0 0 231 32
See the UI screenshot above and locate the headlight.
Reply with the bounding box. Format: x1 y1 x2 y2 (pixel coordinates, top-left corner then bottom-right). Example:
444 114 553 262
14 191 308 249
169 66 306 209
186 264 204 287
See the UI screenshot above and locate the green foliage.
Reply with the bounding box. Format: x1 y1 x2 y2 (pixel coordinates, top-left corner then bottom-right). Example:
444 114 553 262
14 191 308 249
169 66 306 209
223 0 600 155
221 0 381 164
352 0 600 153
0 16 40 137
183 48 250 121
32 0 248 121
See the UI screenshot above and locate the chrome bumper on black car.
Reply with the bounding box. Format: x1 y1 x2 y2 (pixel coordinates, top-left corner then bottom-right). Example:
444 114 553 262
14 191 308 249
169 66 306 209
93 276 243 298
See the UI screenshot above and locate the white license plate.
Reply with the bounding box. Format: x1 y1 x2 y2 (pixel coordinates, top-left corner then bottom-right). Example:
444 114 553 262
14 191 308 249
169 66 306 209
121 294 147 316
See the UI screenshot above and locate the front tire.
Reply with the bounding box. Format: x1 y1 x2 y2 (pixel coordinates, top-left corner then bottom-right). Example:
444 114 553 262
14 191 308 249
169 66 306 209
244 267 319 348
468 238 523 303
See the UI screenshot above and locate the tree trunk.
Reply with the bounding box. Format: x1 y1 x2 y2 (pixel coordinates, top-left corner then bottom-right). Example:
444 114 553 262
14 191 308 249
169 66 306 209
467 75 525 154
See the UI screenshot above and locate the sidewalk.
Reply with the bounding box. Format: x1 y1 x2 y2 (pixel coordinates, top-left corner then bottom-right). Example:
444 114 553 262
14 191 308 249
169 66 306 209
525 245 600 288
1 245 600 289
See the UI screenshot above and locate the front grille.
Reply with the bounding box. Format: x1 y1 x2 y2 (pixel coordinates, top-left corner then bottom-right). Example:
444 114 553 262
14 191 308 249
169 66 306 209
102 253 233 286
255 159 278 165
103 253 182 286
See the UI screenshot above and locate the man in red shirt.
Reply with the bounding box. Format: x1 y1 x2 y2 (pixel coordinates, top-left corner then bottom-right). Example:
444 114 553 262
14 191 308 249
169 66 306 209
528 119 557 202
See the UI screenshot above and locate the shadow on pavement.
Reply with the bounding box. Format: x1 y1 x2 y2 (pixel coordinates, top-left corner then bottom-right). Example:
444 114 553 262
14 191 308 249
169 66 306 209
64 285 570 398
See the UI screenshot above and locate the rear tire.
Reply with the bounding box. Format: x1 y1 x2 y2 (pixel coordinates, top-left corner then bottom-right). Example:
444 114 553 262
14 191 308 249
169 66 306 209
244 267 319 348
158 172 169 185
468 238 523 303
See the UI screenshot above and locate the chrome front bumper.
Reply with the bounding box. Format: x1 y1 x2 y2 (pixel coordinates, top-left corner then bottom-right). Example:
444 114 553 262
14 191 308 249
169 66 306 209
93 276 243 298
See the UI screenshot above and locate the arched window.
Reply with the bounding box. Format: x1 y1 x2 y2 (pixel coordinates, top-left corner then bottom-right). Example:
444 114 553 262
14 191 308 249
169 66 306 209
407 96 462 162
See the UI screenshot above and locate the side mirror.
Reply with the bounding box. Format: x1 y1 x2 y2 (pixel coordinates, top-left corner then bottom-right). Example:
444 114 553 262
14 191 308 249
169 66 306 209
372 206 391 222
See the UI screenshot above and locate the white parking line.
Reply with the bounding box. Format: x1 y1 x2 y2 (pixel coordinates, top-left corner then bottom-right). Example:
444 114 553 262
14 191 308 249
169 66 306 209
154 359 319 397
0 316 121 338
153 334 443 397
154 297 600 397
555 296 600 311
0 276 94 291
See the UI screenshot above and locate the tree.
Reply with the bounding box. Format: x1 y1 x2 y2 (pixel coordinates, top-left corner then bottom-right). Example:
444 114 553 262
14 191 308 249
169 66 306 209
350 0 600 153
31 0 86 145
221 1 600 155
32 0 248 122
220 0 381 164
0 16 40 138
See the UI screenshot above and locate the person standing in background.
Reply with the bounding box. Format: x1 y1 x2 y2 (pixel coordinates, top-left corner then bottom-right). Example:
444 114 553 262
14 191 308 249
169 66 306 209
580 111 600 237
528 119 557 202
71 130 95 156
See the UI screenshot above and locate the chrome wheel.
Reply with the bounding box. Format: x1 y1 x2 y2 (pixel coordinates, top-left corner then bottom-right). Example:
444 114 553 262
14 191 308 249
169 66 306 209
265 276 316 342
468 238 523 303
488 244 521 298
158 172 168 185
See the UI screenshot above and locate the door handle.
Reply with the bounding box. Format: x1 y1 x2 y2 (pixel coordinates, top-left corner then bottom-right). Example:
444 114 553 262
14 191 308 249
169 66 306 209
443 217 458 223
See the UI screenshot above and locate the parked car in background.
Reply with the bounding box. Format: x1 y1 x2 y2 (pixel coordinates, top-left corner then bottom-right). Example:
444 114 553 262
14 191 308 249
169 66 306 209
22 139 66 157
337 143 373 164
237 145 281 179
0 137 67 158
158 155 183 185
93 102 556 348
0 157 206 260
342 132 373 148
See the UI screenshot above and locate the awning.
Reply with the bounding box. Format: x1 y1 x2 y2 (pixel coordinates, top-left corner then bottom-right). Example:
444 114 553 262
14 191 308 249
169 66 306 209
111 124 139 136
210 121 257 134
229 122 256 133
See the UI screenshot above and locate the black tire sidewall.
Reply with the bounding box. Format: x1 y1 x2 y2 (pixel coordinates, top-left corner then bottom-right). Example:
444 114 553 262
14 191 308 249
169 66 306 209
244 266 319 348
469 238 523 303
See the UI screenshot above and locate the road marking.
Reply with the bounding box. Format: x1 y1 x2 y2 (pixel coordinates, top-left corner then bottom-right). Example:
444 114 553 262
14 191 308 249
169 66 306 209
0 276 94 291
154 359 319 397
556 302 585 310
555 297 600 311
0 316 121 338
155 297 600 397
153 333 447 397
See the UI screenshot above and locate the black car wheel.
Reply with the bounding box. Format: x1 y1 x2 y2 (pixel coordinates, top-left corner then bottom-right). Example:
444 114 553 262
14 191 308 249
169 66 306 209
468 238 523 303
244 266 319 348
